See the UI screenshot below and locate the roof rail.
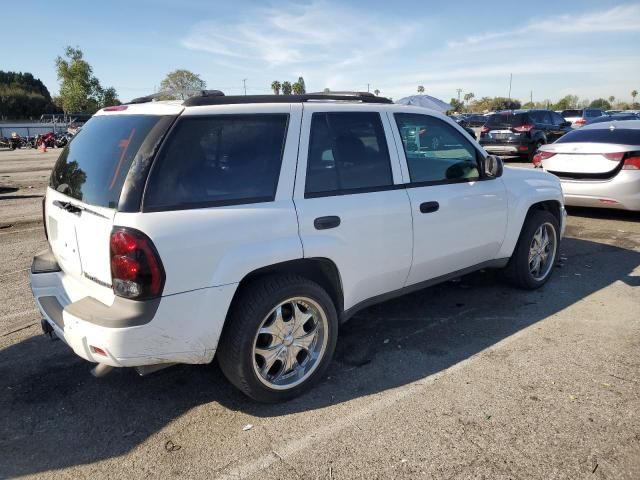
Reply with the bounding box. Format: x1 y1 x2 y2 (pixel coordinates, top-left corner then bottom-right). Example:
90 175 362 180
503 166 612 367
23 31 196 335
128 89 225 104
183 92 392 107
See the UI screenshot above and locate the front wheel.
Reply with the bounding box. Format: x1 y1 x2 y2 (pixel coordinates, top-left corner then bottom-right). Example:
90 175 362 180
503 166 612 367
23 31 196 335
217 275 338 403
502 210 559 289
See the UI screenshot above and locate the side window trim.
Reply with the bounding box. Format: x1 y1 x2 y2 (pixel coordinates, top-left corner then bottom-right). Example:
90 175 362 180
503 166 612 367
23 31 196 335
391 112 489 187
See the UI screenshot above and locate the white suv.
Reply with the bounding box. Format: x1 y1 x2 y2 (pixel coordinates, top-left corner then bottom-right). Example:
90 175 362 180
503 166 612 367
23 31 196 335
30 91 566 402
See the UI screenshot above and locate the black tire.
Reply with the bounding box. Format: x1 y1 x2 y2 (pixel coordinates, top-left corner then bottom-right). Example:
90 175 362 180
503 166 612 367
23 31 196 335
528 140 543 162
502 210 559 289
217 274 338 403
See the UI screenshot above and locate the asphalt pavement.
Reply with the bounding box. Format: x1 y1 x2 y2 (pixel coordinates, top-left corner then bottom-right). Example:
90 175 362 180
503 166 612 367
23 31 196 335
1 149 639 479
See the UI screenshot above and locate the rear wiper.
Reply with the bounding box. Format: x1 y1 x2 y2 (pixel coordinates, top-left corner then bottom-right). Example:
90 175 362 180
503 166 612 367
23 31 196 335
52 200 84 215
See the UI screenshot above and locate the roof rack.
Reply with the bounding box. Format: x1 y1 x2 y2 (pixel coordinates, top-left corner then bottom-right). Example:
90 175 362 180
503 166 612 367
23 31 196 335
182 91 393 107
128 90 224 104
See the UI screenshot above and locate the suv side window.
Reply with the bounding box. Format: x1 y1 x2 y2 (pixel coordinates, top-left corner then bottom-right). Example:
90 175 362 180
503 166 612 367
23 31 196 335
144 114 289 210
305 112 393 197
395 113 480 184
551 112 566 125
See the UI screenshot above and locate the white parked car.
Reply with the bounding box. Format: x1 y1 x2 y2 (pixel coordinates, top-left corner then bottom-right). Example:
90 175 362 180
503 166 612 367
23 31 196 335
31 91 566 402
560 108 604 128
534 120 640 211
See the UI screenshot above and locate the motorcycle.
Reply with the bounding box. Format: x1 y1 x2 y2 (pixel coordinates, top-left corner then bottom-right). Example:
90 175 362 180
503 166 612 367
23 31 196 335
35 132 56 149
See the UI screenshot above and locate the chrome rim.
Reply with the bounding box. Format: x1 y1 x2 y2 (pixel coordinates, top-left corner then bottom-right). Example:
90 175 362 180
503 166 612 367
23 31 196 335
252 297 328 390
529 222 557 281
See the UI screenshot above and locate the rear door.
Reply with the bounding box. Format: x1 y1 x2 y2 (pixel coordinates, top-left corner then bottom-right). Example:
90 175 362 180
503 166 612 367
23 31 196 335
46 109 178 303
293 104 413 311
390 112 508 285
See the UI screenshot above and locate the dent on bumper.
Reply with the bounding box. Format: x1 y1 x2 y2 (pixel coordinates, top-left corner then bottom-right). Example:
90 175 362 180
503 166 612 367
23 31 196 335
31 268 238 367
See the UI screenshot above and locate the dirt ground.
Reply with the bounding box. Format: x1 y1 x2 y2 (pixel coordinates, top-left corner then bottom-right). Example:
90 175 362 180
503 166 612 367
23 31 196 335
1 148 639 479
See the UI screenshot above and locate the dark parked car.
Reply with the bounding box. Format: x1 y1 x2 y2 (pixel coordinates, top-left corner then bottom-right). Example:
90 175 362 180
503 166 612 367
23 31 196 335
448 115 477 139
586 113 640 125
479 110 572 160
464 114 488 128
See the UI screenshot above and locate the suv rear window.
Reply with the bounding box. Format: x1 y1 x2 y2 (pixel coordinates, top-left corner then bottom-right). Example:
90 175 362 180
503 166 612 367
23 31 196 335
144 114 288 210
50 115 166 208
561 110 582 118
555 127 640 145
486 113 528 127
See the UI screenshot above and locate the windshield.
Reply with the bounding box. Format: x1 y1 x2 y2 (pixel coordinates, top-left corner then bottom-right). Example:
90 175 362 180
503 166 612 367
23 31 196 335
486 113 527 127
50 115 167 208
561 109 582 117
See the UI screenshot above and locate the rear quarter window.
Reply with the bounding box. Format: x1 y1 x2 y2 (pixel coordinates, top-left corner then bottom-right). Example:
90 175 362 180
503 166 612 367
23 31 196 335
486 113 527 127
144 114 289 211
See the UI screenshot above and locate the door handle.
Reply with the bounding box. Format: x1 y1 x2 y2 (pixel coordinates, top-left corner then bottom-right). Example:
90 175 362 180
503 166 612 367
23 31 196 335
314 216 341 230
419 201 439 214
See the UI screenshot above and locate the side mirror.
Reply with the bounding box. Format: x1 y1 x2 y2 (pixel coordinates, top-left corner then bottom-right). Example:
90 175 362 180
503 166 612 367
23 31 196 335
483 154 503 178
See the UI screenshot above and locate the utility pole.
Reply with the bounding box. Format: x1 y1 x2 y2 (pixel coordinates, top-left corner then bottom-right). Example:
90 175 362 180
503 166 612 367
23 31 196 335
530 90 533 105
456 88 462 102
367 83 370 93
508 74 512 100
242 78 247 95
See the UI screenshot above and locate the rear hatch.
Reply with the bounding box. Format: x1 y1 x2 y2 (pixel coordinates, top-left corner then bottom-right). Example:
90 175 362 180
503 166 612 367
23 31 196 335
560 109 584 127
45 105 179 303
539 126 640 179
483 113 530 142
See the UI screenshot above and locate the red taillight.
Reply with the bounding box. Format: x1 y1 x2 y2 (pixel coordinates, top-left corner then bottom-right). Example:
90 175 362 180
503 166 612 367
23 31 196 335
622 155 640 170
603 152 625 161
480 125 490 134
532 151 556 167
103 105 128 112
513 124 534 132
109 228 165 299
574 118 587 125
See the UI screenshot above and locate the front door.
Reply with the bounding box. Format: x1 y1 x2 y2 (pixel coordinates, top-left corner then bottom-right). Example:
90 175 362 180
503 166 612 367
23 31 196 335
390 112 508 286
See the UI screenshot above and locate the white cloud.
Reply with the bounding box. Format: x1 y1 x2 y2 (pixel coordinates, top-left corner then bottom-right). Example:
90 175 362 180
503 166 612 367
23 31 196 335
448 4 640 48
182 1 416 68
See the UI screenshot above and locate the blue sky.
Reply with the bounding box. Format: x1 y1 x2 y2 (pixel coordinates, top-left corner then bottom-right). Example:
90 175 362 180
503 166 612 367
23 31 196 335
2 0 639 104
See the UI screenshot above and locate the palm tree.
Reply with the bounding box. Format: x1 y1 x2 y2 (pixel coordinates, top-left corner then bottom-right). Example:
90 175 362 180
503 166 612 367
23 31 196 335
608 95 615 104
463 92 475 106
292 82 304 95
323 87 330 93
374 89 380 96
271 81 281 95
282 81 292 95
632 90 638 106
417 85 425 93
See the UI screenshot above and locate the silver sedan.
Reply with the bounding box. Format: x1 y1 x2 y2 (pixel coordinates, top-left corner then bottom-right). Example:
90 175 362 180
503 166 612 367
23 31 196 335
533 120 640 211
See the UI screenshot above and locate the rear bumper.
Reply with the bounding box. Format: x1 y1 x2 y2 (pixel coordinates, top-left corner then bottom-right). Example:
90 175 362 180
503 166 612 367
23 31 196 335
30 249 237 367
558 170 640 211
480 139 532 155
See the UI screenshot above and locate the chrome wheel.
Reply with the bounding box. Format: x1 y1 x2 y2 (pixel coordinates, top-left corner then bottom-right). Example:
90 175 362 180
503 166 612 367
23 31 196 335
528 222 557 281
252 297 329 390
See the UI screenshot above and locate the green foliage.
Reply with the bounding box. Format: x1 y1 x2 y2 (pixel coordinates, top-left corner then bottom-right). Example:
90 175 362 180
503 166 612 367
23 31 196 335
271 81 281 95
417 85 425 93
373 89 380 96
55 46 119 113
323 87 330 93
449 98 464 112
159 69 206 100
282 81 292 95
589 98 611 110
0 71 59 119
296 77 306 94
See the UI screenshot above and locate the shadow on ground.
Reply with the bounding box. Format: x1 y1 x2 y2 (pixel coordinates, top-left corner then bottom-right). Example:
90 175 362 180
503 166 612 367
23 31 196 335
1 236 638 477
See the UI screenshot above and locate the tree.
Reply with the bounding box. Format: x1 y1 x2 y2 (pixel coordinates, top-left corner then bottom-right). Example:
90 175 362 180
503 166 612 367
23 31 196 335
374 89 380 96
589 98 611 110
271 80 281 95
463 92 475 107
449 98 464 112
490 97 521 110
292 81 304 94
632 90 638 106
159 69 206 100
0 71 59 119
323 87 330 93
608 96 615 104
417 85 425 93
282 81 292 95
296 77 306 94
552 94 580 111
55 46 117 113
522 101 535 109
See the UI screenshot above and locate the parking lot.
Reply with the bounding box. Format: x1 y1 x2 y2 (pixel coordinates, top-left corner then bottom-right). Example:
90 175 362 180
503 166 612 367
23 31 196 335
1 148 639 479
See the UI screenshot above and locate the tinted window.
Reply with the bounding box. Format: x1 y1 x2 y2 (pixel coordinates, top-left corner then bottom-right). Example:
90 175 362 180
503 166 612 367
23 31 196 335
586 109 602 118
50 115 167 208
305 112 393 196
395 113 480 183
556 127 640 145
145 114 288 210
551 112 567 125
486 113 527 127
561 109 582 118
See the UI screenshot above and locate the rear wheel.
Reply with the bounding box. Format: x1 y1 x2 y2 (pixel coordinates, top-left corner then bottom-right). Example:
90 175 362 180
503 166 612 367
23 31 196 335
502 210 559 289
217 275 338 403
528 140 543 162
